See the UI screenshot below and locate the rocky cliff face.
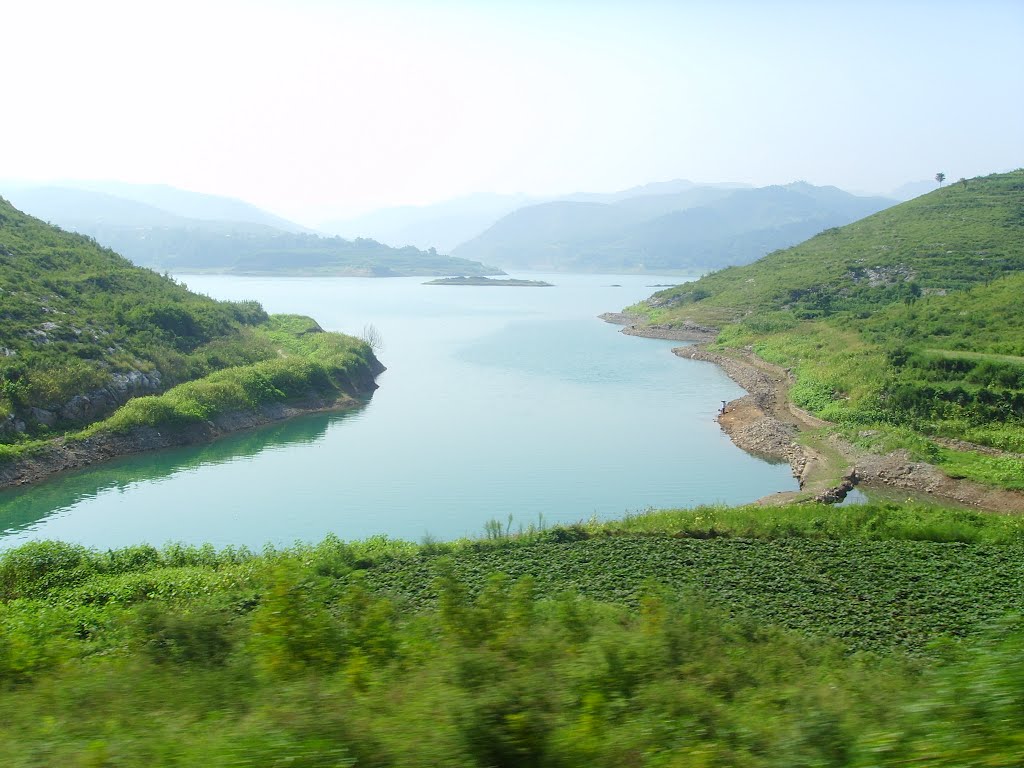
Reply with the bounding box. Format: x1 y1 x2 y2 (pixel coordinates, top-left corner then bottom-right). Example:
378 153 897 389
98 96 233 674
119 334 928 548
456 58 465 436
0 369 163 439
57 370 164 424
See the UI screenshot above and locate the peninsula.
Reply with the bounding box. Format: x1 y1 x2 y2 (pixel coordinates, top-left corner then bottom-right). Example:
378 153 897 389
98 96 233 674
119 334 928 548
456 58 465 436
0 197 384 488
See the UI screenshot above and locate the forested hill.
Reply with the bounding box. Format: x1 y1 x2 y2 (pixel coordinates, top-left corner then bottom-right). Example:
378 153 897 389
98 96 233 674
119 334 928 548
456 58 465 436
0 197 380 449
3 185 499 277
630 170 1024 488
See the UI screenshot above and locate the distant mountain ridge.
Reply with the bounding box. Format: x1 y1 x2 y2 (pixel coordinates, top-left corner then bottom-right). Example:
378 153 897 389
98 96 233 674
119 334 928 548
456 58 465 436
0 182 499 277
2 180 312 234
318 193 538 253
74 181 315 233
317 179 753 252
635 170 1024 324
452 182 895 273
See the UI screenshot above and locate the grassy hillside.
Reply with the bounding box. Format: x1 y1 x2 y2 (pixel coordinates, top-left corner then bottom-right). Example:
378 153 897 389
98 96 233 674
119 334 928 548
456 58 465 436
630 170 1024 487
0 197 380 453
639 171 1024 325
0 503 1020 765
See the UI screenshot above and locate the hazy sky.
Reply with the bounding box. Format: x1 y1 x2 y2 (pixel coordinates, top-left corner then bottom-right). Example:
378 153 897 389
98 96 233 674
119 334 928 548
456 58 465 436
3 0 1022 223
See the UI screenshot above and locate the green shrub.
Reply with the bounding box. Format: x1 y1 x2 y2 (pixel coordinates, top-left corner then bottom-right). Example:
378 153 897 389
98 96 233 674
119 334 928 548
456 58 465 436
134 602 237 666
0 541 95 600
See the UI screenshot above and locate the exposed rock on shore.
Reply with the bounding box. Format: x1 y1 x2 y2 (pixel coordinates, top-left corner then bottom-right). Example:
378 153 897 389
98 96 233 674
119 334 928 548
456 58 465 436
598 313 718 342
671 343 1024 512
1 369 164 440
814 469 858 504
673 346 813 487
851 446 1024 513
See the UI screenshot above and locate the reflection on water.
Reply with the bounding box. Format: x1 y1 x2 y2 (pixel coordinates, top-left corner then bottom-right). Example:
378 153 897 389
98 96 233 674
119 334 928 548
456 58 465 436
0 273 799 550
835 488 869 506
850 484 974 510
0 406 364 544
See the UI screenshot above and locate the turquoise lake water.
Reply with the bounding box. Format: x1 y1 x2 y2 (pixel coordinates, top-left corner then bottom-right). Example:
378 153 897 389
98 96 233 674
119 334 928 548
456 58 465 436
0 274 797 549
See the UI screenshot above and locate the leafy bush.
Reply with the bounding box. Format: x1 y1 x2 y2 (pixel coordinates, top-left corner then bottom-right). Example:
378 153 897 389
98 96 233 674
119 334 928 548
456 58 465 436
0 541 95 600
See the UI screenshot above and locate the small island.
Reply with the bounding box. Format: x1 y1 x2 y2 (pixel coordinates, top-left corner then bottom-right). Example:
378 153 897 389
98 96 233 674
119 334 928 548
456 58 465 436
423 276 554 287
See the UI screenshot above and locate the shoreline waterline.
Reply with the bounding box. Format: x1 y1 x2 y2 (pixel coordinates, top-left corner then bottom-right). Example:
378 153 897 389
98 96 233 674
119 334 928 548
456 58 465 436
646 336 1024 513
0 274 799 549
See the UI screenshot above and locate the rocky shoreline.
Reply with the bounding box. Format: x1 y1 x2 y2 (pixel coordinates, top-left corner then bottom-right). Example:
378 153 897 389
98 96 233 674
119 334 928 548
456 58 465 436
598 313 719 343
673 343 1024 513
0 392 367 490
673 345 819 490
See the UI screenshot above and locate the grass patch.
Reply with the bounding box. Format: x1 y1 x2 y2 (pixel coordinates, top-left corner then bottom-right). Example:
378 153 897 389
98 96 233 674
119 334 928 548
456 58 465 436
601 501 1024 545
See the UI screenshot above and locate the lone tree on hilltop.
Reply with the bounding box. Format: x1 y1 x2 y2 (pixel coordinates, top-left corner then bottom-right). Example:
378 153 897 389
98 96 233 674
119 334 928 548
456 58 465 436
935 172 946 186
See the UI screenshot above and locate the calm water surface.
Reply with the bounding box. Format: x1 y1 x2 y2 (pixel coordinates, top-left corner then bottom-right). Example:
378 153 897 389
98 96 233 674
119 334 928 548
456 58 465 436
0 274 797 549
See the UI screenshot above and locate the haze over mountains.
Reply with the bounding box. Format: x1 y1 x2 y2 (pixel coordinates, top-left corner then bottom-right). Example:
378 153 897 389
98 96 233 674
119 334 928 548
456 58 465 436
2 181 311 234
0 182 498 277
317 180 757 253
3 177 898 276
318 193 537 255
452 181 895 273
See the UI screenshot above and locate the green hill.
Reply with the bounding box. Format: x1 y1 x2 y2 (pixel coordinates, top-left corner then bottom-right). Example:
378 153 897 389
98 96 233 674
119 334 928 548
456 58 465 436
639 171 1024 325
629 170 1024 487
0 197 381 460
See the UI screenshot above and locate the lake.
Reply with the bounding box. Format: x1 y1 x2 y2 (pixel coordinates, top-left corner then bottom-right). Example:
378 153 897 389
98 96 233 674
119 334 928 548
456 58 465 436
0 274 797 549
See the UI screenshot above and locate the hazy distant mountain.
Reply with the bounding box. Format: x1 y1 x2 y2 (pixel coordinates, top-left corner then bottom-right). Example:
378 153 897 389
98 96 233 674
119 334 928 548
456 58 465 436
458 201 644 260
889 180 939 201
3 186 193 230
318 180 751 253
319 193 537 253
64 180 314 233
559 179 750 205
1 183 498 277
452 182 896 273
607 187 739 219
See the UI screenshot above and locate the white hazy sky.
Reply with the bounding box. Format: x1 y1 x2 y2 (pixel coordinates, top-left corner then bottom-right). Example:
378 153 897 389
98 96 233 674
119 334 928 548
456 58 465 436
3 0 1022 223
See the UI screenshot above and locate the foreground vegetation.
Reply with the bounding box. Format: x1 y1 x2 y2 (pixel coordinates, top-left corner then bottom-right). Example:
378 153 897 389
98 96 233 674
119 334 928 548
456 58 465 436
0 503 1021 765
0 198 380 462
630 171 1024 489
